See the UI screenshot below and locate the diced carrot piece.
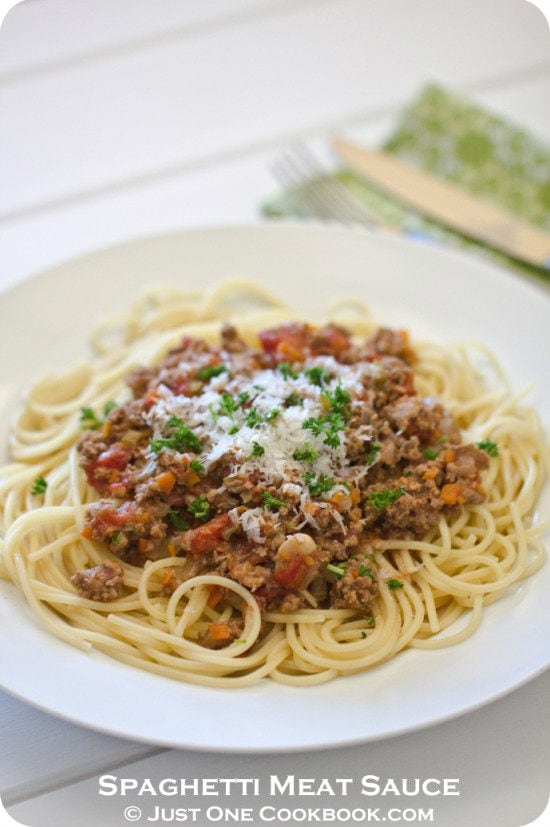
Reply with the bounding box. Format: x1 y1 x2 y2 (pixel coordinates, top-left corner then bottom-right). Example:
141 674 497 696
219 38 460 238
102 420 112 437
167 542 177 557
207 586 224 608
279 341 303 361
183 469 200 486
80 524 93 540
209 623 231 641
161 570 174 587
331 491 347 507
138 538 148 553
440 483 463 505
350 487 361 505
423 467 439 480
303 501 319 515
440 449 456 463
155 470 176 494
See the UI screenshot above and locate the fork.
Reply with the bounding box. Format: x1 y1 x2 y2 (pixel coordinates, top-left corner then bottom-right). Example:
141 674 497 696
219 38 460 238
270 143 390 229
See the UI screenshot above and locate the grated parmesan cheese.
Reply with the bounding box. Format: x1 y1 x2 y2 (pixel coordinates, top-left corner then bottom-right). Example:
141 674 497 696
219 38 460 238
144 354 382 538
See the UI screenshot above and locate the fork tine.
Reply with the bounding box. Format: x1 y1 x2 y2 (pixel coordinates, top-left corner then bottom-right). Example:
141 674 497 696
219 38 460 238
276 151 341 221
271 143 388 229
271 157 333 220
292 144 381 227
288 144 367 225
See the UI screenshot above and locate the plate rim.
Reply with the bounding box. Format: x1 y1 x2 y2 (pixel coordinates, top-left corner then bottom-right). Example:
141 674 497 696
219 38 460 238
1 221 548 753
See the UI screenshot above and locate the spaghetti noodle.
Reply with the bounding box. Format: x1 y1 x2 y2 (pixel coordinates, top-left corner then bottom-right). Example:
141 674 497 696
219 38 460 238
0 279 547 686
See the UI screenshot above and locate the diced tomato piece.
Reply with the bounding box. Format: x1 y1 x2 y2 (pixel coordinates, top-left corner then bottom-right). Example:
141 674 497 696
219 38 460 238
87 446 130 478
84 501 138 543
258 324 311 361
87 445 131 492
167 378 191 396
312 325 351 356
143 388 161 409
274 556 308 589
187 513 232 555
258 329 284 355
108 480 128 496
95 501 137 528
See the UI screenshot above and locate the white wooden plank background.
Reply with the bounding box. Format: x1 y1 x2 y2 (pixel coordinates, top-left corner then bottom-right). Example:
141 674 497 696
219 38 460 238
0 1 549 824
7 671 550 827
2 69 549 289
0 0 298 77
2 0 549 220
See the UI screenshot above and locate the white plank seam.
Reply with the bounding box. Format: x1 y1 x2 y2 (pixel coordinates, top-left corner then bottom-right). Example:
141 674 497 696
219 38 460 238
0 0 339 86
2 60 549 227
2 748 167 808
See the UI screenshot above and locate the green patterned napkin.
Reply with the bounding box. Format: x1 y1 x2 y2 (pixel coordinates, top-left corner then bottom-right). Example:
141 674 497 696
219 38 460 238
263 84 550 281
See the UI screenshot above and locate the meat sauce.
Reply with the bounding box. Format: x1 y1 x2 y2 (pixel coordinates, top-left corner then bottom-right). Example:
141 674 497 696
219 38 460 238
73 323 488 614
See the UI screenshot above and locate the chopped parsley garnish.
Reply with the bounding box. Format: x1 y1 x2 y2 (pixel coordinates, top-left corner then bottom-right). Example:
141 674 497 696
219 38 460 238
286 393 302 407
234 638 247 644
219 392 239 418
246 407 263 428
238 391 250 406
361 631 367 639
80 404 116 430
422 447 439 459
304 366 330 387
79 407 102 430
322 384 350 415
188 496 210 522
303 411 347 448
111 531 122 545
477 439 499 457
302 416 325 437
358 565 374 579
265 408 280 422
31 476 47 495
364 615 376 627
278 363 299 380
103 400 117 416
208 404 219 425
367 486 406 511
323 412 347 448
197 364 227 382
326 562 347 579
263 491 285 511
150 418 201 454
228 424 240 435
189 460 205 475
292 445 320 463
436 435 447 444
366 443 381 464
403 470 413 477
387 578 404 590
304 472 335 497
167 508 189 530
250 441 265 458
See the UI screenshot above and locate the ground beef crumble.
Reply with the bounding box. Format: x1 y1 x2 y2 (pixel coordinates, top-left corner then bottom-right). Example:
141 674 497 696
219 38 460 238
70 560 125 601
72 322 490 620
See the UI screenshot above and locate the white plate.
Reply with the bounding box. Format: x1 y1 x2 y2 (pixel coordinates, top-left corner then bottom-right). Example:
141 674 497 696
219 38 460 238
0 223 548 752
